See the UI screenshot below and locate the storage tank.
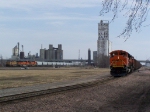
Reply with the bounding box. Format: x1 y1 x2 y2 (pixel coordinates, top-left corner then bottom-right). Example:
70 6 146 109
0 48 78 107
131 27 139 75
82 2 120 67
58 44 62 50
49 44 53 60
40 49 45 59
45 50 49 59
20 52 24 59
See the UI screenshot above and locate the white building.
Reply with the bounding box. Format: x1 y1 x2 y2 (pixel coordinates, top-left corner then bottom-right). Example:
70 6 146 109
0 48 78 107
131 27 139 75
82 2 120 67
11 45 19 60
97 20 111 56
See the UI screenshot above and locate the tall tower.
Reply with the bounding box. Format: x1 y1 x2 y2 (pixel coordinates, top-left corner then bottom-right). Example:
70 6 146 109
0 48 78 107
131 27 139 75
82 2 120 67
18 42 19 58
88 49 91 65
97 20 109 56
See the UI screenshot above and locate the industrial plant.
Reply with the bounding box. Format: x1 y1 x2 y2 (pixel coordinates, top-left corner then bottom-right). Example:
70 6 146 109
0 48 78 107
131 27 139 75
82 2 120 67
11 42 27 60
40 44 63 61
0 20 114 67
11 43 63 61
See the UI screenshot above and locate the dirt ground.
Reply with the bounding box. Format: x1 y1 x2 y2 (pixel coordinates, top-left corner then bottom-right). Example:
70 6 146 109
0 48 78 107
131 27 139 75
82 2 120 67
0 67 109 89
0 67 150 112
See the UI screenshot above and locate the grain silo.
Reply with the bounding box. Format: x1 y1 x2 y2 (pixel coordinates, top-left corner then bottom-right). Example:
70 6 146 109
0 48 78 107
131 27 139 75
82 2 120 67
40 49 45 59
57 44 63 60
45 50 49 60
49 44 54 60
97 20 111 56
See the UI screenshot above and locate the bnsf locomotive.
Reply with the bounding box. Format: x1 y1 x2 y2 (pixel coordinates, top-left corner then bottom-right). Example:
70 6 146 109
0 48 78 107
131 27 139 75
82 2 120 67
110 50 142 76
6 60 37 67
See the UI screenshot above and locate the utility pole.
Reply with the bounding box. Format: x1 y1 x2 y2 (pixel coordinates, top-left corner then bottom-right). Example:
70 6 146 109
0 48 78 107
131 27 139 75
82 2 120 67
78 50 80 60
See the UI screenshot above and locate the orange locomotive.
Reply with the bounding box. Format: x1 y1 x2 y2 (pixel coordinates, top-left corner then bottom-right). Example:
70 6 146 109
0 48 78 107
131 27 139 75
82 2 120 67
6 60 37 67
110 50 141 76
17 61 37 66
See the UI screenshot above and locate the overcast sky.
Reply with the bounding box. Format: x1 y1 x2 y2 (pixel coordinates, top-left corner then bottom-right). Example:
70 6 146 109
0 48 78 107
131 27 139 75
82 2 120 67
0 0 150 60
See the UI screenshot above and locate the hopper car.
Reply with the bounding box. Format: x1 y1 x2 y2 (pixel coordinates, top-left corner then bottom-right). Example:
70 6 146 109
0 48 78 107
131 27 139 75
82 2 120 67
110 50 142 76
6 61 37 67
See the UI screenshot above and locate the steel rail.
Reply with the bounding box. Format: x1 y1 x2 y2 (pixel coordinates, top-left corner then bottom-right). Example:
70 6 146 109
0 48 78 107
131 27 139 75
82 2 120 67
0 76 115 103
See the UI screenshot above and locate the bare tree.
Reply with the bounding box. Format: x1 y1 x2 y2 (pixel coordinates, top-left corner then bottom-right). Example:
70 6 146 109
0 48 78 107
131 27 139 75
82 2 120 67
100 0 150 40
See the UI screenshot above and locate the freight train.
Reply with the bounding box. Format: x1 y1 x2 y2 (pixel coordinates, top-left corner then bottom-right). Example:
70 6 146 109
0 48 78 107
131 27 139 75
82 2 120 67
110 50 142 76
5 61 78 67
6 61 37 67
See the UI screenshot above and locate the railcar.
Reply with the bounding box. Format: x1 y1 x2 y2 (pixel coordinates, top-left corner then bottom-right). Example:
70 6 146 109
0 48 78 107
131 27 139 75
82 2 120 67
6 61 17 67
29 61 37 66
110 50 142 76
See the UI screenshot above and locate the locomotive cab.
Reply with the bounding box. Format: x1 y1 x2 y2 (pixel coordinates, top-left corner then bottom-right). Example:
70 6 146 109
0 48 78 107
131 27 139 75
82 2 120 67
110 50 127 68
110 50 129 76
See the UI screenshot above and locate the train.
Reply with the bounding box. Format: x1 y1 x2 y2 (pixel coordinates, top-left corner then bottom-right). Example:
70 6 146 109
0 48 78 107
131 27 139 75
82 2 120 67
110 50 142 76
5 61 79 67
6 60 37 67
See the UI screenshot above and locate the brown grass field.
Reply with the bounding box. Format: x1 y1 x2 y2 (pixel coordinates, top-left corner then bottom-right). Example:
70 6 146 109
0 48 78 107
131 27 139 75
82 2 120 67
0 67 109 89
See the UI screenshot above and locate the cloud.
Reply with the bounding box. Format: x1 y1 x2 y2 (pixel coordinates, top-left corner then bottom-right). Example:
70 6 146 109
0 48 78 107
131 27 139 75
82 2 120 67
0 0 102 10
0 12 102 26
0 0 105 24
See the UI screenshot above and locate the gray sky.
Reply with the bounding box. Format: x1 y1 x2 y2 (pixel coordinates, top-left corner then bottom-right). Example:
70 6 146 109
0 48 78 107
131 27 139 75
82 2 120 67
0 0 150 60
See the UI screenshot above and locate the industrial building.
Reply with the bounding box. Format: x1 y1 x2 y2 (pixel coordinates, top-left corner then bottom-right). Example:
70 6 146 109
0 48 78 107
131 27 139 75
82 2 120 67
11 42 33 60
40 44 63 61
11 42 20 60
11 45 19 60
97 20 111 56
93 20 112 65
93 51 97 65
10 42 64 61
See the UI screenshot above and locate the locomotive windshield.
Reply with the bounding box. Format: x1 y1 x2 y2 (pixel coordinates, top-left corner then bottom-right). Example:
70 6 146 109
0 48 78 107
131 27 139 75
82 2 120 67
110 51 118 57
119 51 127 56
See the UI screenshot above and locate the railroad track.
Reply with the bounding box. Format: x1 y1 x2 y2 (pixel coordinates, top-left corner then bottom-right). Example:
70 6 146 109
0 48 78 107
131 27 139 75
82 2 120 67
0 75 117 103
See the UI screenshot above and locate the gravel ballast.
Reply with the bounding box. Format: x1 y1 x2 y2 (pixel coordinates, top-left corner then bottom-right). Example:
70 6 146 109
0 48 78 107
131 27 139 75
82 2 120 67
0 68 150 112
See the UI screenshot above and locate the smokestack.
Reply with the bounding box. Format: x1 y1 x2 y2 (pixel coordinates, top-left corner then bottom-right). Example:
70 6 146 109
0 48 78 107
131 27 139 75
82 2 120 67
18 42 19 57
88 48 91 65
